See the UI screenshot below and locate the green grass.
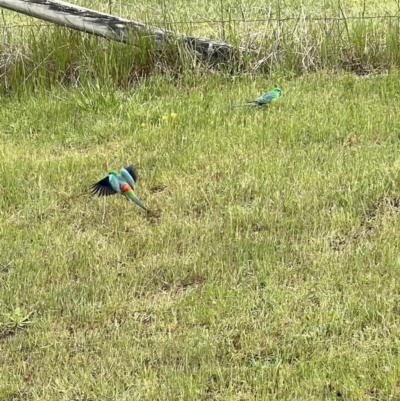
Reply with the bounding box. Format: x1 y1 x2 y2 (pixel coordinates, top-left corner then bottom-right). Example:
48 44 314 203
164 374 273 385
2 0 400 399
2 70 400 400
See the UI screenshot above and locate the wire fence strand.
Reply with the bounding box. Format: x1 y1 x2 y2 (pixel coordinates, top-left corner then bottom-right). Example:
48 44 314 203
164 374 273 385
1 13 400 30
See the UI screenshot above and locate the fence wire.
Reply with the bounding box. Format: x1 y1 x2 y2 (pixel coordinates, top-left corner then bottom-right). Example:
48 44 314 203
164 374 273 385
1 11 400 29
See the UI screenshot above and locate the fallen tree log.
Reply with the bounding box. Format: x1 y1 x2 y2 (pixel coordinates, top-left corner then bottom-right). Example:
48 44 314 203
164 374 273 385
0 0 253 63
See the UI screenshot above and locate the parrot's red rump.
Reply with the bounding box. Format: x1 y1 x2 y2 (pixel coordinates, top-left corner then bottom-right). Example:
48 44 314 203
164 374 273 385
121 184 132 193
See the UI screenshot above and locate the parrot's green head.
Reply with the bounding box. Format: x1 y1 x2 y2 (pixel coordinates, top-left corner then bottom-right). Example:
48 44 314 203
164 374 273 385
108 170 119 177
274 88 282 96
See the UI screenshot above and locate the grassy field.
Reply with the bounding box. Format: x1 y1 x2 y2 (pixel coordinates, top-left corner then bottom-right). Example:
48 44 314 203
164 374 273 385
2 69 400 400
2 0 400 400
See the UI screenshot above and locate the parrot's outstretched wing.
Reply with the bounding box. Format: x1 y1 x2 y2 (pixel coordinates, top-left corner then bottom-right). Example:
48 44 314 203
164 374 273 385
120 165 138 189
90 176 117 197
124 165 138 183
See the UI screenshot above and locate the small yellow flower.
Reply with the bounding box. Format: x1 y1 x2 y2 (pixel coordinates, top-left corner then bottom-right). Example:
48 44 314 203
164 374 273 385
161 115 168 121
141 123 147 127
170 112 177 119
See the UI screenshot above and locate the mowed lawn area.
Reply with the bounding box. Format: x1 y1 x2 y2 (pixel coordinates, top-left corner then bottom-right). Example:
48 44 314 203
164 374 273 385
2 1 400 400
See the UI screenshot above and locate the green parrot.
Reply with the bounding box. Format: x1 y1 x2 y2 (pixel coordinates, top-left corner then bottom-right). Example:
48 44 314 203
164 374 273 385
232 87 282 107
90 165 147 212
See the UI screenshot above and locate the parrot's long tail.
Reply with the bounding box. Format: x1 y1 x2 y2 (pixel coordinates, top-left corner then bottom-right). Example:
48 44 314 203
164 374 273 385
125 189 148 212
231 102 257 108
120 183 147 212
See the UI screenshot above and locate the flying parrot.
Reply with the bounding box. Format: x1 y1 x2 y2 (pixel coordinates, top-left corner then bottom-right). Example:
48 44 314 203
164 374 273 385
232 87 282 108
90 165 147 212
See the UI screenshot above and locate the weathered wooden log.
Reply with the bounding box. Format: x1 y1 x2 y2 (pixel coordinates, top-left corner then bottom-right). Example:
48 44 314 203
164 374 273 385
0 0 252 62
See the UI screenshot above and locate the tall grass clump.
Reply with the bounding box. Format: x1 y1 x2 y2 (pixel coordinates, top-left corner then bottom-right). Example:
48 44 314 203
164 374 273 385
0 24 197 95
